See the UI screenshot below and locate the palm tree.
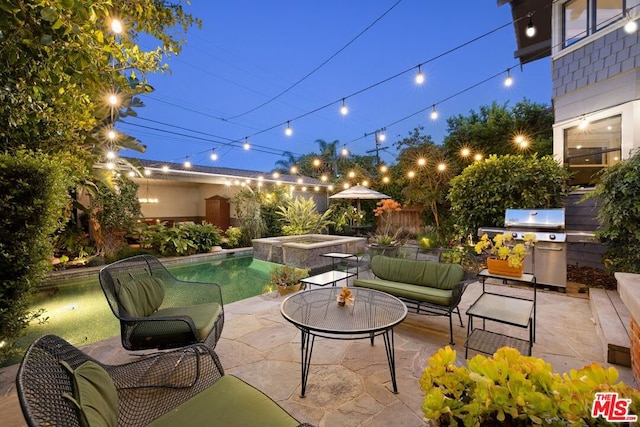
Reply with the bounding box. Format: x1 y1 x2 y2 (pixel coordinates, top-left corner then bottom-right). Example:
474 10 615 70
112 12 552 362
274 151 298 173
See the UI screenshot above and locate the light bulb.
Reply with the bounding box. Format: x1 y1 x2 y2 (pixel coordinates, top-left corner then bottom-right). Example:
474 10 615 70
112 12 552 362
460 148 471 157
526 15 536 38
348 170 356 178
430 105 438 120
184 159 191 168
417 158 426 166
144 169 151 176
340 99 348 116
244 141 250 150
162 165 169 173
474 154 483 161
108 94 118 106
407 171 415 178
343 183 349 189
106 162 115 170
341 147 349 156
379 165 388 173
320 175 328 182
297 178 303 184
285 122 293 136
106 150 116 159
504 74 513 87
111 18 123 34
290 166 298 174
128 171 135 177
107 130 116 140
578 118 588 130
625 19 638 33
382 176 390 184
415 67 425 85
328 185 334 191
210 151 218 161
312 158 321 167
437 163 446 172
378 132 386 142
272 172 280 179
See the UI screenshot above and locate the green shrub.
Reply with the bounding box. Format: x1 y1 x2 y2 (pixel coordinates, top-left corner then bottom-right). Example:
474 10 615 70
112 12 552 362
587 152 640 273
180 222 222 253
224 226 243 248
421 346 640 426
0 150 76 364
448 154 571 238
104 247 158 264
277 196 333 235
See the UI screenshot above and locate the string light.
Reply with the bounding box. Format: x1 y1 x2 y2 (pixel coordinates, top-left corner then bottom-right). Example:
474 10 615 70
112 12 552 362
348 170 356 178
460 147 471 157
128 171 135 177
437 163 446 172
106 162 115 170
108 93 119 106
320 175 328 181
144 168 151 176
407 170 415 178
328 185 334 191
417 158 426 166
162 165 170 173
362 180 369 187
290 165 298 174
106 150 116 159
312 158 321 167
474 153 483 161
107 129 117 140
297 178 303 184
340 98 349 116
415 65 425 85
110 18 123 34
504 68 513 87
430 105 438 120
210 150 218 161
343 183 350 189
377 130 386 142
184 157 191 168
525 13 536 38
379 165 388 173
341 147 349 156
285 121 293 136
272 172 280 178
243 137 250 150
382 176 390 184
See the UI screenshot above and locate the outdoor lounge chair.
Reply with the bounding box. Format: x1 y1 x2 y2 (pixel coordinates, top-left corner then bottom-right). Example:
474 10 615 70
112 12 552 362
98 254 224 351
16 335 312 427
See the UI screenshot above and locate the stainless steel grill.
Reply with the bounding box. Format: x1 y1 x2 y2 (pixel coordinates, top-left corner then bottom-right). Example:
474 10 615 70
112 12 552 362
479 208 567 289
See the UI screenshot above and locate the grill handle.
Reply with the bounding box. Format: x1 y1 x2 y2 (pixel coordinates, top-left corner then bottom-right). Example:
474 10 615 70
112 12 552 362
535 246 564 251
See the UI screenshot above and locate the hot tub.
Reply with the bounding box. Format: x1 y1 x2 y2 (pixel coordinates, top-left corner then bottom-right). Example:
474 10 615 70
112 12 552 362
252 234 367 270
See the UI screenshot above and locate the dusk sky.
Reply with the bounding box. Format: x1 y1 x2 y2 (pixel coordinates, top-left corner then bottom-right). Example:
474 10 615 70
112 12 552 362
117 1 552 172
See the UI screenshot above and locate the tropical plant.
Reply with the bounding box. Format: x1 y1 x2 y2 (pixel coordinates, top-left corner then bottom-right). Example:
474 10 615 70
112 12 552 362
586 151 640 273
420 346 640 426
180 222 223 253
277 197 333 235
232 188 267 245
448 154 571 239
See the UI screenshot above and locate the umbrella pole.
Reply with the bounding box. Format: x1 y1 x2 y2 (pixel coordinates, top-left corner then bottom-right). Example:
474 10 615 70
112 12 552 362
357 199 361 226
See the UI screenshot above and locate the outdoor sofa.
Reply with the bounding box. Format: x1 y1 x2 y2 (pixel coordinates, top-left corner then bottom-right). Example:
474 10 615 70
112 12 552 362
16 334 312 427
99 254 224 351
353 255 472 344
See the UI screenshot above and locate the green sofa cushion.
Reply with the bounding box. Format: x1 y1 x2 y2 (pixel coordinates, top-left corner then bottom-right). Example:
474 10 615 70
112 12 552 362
150 302 222 341
353 278 453 306
117 276 165 317
370 256 464 290
60 360 119 427
146 374 300 427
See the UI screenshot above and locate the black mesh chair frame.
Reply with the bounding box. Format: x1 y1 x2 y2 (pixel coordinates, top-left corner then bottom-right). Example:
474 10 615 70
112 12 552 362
16 335 313 427
98 254 224 351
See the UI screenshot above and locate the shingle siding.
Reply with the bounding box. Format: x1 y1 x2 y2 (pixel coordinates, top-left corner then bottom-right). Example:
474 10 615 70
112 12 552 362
553 26 640 98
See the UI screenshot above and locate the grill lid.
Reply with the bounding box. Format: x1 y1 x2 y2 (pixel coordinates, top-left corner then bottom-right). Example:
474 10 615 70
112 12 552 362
504 208 565 230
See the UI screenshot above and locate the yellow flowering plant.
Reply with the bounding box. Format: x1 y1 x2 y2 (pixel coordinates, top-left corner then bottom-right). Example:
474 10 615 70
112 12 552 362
474 232 536 268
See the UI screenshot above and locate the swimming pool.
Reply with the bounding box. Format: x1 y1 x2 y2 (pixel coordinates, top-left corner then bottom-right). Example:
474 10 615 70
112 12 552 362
8 256 278 366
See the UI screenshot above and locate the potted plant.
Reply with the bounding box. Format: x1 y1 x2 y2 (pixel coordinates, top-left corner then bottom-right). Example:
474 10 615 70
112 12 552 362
368 199 403 258
474 232 536 277
420 346 640 426
268 265 310 296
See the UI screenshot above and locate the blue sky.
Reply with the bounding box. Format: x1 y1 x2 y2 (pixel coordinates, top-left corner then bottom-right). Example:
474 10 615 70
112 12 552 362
118 1 552 172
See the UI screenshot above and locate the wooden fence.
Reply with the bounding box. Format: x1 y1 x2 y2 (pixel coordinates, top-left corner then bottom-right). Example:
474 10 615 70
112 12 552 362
375 204 425 235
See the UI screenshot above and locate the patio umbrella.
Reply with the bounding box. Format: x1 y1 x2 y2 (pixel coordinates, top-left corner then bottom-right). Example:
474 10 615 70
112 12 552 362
329 185 390 224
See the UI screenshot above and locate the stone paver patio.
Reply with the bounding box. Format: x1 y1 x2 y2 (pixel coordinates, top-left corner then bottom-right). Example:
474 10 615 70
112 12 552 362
0 277 636 426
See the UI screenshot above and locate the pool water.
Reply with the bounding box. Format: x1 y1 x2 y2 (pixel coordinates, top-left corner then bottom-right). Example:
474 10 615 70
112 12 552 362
9 256 277 366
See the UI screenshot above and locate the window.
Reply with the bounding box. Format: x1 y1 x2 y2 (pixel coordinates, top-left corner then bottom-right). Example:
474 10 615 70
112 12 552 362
564 115 621 186
563 0 625 47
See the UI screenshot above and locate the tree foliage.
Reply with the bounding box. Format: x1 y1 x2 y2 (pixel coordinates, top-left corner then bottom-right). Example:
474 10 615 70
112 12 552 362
443 99 553 171
588 152 640 273
448 154 571 239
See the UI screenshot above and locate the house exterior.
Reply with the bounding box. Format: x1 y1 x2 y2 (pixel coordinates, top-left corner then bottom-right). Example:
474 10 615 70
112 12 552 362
499 0 640 382
124 159 330 229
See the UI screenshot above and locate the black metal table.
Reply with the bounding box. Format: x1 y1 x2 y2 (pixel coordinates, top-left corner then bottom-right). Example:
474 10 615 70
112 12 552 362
280 287 407 397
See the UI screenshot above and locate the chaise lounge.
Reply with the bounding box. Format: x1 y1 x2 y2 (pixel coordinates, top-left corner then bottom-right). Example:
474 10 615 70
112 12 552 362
353 255 473 344
16 335 312 427
99 254 224 351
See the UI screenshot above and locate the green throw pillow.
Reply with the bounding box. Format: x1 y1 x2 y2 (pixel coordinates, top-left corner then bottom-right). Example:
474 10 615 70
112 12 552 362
117 276 165 317
60 360 119 427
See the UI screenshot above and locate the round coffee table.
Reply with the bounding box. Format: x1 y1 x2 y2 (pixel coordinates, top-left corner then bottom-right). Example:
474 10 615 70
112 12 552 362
280 287 407 397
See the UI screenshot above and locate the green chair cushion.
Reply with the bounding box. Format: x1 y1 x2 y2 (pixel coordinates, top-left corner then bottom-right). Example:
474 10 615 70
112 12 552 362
151 302 222 341
370 256 464 290
146 374 300 427
60 360 119 427
353 278 453 306
117 276 165 317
